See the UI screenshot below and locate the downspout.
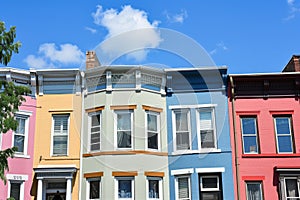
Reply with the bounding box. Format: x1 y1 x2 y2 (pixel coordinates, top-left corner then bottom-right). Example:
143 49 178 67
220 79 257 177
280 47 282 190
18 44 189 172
230 76 241 200
78 71 85 199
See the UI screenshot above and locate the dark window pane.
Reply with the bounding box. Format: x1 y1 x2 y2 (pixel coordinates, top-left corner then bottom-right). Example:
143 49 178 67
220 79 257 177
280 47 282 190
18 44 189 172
286 179 299 197
148 114 157 132
201 192 220 200
14 135 25 153
89 180 100 199
243 136 258 153
275 118 290 134
117 131 131 148
246 182 262 200
178 177 189 199
242 118 256 135
118 180 132 198
278 135 293 153
10 182 21 200
148 132 158 149
201 130 215 148
91 115 100 127
149 180 159 198
53 135 68 155
202 177 218 189
176 132 190 150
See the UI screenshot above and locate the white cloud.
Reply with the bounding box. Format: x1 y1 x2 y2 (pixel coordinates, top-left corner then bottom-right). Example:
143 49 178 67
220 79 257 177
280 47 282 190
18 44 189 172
285 0 300 20
165 9 188 24
85 27 97 34
210 41 228 55
92 5 161 62
24 43 84 69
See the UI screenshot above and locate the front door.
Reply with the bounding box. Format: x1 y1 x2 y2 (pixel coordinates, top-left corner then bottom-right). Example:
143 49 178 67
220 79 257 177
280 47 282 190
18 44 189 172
46 192 66 200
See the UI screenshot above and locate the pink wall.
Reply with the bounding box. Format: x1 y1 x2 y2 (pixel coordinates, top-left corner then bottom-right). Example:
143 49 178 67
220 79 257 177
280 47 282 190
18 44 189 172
0 96 36 200
229 97 300 199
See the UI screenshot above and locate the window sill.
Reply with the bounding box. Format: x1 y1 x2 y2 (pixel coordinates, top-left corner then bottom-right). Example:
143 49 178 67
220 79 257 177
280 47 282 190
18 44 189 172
242 153 300 158
14 154 30 159
172 149 221 155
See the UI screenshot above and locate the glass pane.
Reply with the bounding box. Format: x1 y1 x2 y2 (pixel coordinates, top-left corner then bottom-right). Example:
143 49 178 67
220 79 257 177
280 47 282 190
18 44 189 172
16 118 25 135
10 182 21 200
117 131 131 148
118 180 132 198
278 135 293 153
201 192 220 200
202 177 218 189
201 130 215 148
91 143 100 151
176 112 188 132
148 132 158 149
246 182 262 200
53 115 69 134
200 111 212 130
53 135 68 155
117 113 131 130
242 118 256 135
178 177 189 199
176 132 190 150
92 114 100 127
91 127 100 133
148 114 157 132
243 136 258 153
275 117 290 134
90 180 100 199
14 135 24 153
286 179 299 197
149 180 159 198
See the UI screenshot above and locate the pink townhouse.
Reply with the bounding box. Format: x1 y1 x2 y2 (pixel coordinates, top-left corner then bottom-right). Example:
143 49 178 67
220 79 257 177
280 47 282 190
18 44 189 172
228 55 300 200
0 68 37 200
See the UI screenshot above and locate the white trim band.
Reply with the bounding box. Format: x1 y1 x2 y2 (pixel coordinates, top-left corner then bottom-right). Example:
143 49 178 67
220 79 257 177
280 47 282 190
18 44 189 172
196 167 225 173
171 168 194 176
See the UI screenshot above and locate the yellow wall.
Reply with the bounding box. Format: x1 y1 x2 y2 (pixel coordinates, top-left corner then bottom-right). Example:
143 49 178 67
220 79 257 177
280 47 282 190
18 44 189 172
32 94 82 199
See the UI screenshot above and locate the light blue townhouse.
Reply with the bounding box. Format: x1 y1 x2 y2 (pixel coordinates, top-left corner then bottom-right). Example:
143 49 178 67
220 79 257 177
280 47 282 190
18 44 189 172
165 67 235 200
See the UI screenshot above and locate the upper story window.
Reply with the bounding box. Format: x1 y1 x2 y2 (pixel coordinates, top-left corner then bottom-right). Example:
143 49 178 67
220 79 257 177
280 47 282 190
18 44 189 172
175 175 191 200
52 114 70 156
246 181 263 200
147 111 160 150
198 108 216 149
13 116 29 155
241 117 259 154
115 110 133 149
173 109 191 151
89 112 101 152
274 116 294 153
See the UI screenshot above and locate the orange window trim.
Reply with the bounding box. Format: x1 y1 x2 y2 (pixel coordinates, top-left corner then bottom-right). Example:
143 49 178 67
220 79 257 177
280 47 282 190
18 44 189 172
84 172 104 178
110 105 137 110
112 171 138 177
142 105 163 113
85 106 105 113
144 171 165 177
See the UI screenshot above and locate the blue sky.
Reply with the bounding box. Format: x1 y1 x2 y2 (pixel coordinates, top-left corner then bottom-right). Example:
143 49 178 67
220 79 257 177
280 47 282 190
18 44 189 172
0 0 300 73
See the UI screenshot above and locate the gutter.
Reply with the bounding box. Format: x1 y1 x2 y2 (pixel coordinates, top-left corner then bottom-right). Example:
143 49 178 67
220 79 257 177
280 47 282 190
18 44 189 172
230 76 241 200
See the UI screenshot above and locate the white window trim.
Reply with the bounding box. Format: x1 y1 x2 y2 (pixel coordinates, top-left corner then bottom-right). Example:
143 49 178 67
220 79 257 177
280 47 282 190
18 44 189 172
50 114 70 156
145 111 161 151
146 177 163 200
274 116 294 154
86 178 101 200
245 181 263 200
114 110 134 150
88 112 102 152
115 177 135 200
169 104 217 110
12 115 30 157
171 168 194 176
172 109 191 153
200 175 220 191
241 117 259 154
7 180 25 200
175 175 191 200
196 167 225 174
196 108 217 150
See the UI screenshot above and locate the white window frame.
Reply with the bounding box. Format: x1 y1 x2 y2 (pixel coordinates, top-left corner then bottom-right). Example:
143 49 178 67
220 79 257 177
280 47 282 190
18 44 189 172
274 116 294 154
175 175 191 200
283 177 300 199
115 177 135 200
200 175 220 192
114 110 134 150
146 177 163 200
7 180 25 200
51 114 70 156
12 115 29 156
88 112 101 152
245 181 263 200
196 108 217 150
172 109 191 152
240 117 259 154
146 111 161 151
86 178 101 200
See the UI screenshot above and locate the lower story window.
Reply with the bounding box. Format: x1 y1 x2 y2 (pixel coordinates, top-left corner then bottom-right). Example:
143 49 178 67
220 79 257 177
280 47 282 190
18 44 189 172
9 181 23 200
284 178 300 199
147 177 162 200
199 173 222 200
246 181 263 200
116 177 134 200
88 178 101 200
176 175 191 200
